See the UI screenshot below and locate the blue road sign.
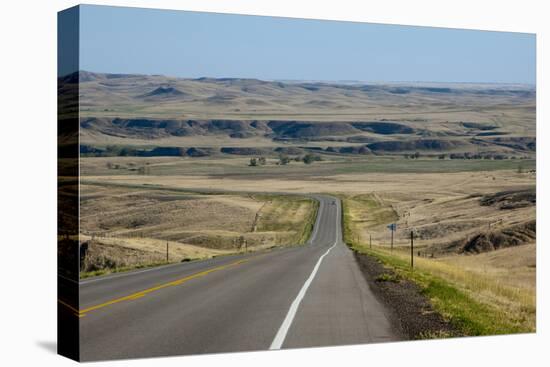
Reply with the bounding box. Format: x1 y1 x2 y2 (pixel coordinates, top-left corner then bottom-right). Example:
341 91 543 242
387 223 397 231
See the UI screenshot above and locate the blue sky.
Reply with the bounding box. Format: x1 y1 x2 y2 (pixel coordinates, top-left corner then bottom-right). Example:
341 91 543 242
76 5 536 84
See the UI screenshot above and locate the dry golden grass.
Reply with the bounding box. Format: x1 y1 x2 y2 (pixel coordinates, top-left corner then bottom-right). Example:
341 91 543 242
338 169 534 250
80 184 260 247
79 183 317 276
368 244 535 332
438 243 536 291
81 164 535 195
81 151 535 181
80 234 231 260
81 183 316 250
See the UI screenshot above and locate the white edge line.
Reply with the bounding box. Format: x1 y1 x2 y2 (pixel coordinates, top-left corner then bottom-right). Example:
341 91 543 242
269 198 339 350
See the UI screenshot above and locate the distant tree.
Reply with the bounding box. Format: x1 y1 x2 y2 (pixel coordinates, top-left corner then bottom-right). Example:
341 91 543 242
303 154 321 164
294 156 302 162
137 166 150 175
517 164 524 174
438 154 446 160
413 151 421 159
118 147 137 157
105 145 118 155
303 154 315 164
258 156 267 165
279 154 290 165
249 158 257 166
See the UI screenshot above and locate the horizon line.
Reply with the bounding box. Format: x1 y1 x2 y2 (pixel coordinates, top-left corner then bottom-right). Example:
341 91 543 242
61 69 537 87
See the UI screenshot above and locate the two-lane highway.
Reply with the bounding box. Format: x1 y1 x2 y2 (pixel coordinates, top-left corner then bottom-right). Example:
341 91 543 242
77 196 397 361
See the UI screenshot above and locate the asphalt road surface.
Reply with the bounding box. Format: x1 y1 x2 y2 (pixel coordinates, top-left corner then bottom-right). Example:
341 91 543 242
77 195 397 361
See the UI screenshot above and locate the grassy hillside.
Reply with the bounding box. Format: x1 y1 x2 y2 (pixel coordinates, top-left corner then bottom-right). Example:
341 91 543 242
79 183 318 277
340 179 535 335
342 206 535 336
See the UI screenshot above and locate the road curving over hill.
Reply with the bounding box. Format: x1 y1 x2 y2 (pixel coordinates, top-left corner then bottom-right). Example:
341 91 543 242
75 195 397 361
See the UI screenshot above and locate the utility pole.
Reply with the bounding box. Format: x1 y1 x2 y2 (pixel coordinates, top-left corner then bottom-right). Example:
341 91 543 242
410 231 414 268
387 223 396 253
166 242 169 263
391 227 394 253
369 234 372 249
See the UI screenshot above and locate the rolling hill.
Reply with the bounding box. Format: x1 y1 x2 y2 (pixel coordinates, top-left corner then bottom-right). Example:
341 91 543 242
62 71 536 157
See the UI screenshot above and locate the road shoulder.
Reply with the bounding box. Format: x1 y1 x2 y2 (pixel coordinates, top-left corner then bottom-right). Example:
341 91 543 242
352 249 461 340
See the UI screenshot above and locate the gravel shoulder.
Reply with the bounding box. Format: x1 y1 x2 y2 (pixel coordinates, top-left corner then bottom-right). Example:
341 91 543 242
353 250 461 339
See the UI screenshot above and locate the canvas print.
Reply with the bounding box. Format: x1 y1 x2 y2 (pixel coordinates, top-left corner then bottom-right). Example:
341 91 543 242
57 5 536 362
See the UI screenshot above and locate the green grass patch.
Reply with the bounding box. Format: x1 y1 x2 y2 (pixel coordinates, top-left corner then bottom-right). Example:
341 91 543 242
375 273 401 283
330 157 535 175
254 195 319 245
298 199 320 244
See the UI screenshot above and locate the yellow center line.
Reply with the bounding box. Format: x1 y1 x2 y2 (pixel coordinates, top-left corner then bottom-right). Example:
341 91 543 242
58 299 81 317
59 258 250 317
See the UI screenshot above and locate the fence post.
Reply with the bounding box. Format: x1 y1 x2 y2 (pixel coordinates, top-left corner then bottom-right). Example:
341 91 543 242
391 227 394 253
410 231 414 268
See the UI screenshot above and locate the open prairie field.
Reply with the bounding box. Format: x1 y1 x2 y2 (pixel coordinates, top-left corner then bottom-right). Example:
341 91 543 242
80 153 535 287
80 155 535 178
81 154 535 195
79 183 317 276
